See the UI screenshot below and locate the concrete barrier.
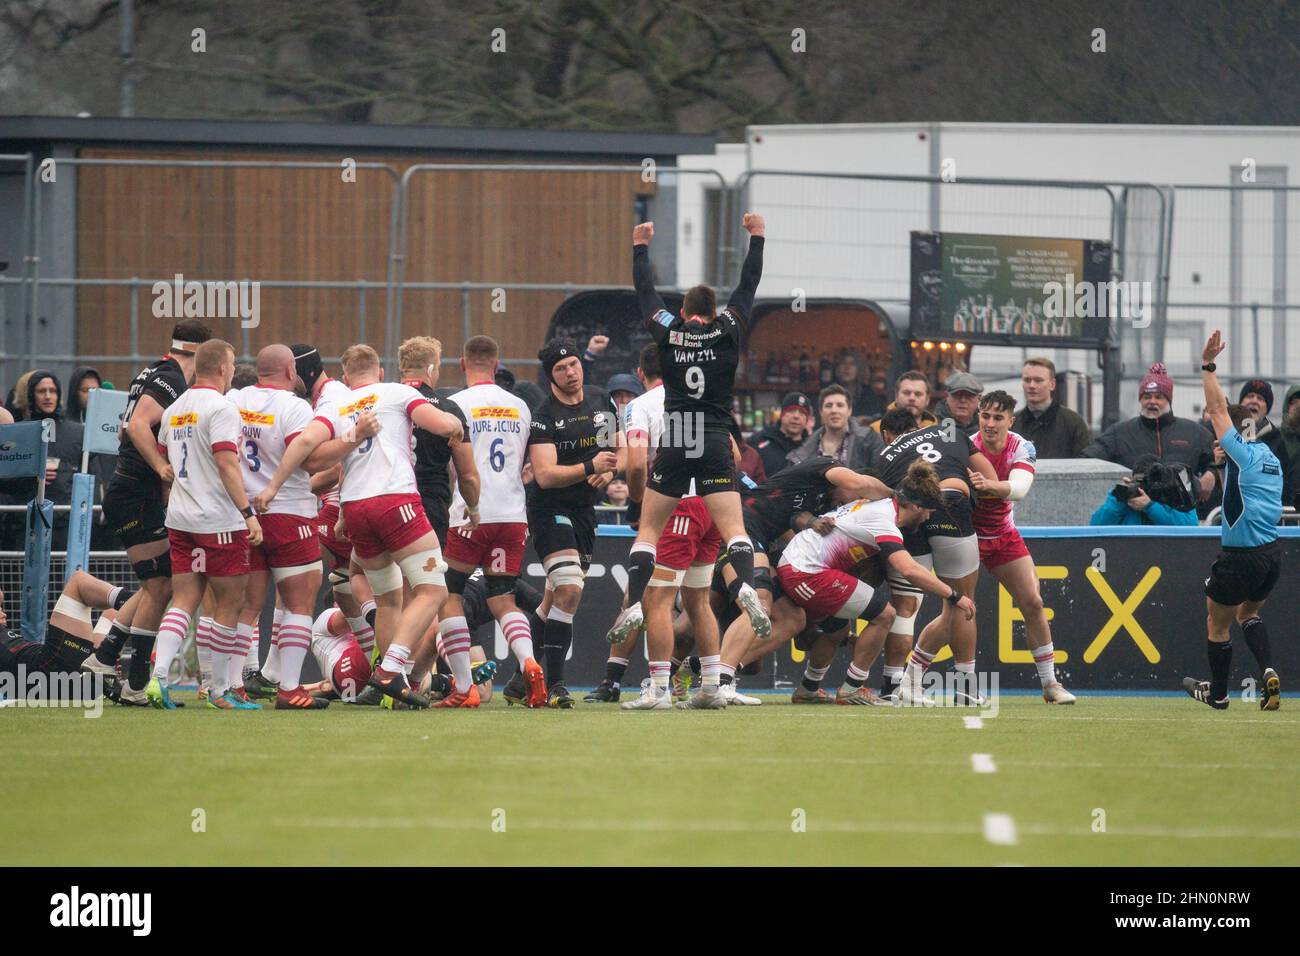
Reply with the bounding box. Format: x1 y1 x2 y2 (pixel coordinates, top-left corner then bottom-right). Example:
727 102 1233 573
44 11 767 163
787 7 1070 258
1011 457 1131 526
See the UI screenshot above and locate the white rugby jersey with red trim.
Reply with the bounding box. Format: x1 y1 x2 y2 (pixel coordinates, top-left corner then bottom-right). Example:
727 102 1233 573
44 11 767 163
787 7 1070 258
227 385 316 518
315 381 429 504
158 385 245 533
314 377 352 412
971 429 1037 538
447 381 531 526
779 496 905 574
623 383 696 497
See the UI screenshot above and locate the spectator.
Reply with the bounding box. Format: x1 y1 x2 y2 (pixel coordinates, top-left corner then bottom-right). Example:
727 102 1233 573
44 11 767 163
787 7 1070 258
856 370 889 420
753 392 811 476
64 367 103 423
606 373 644 420
1014 357 1090 458
1236 378 1284 456
788 384 883 470
1279 385 1300 509
1089 454 1198 527
603 477 630 508
0 371 85 550
870 370 938 435
230 363 258 390
933 370 982 437
5 370 37 421
1083 362 1216 503
833 351 871 415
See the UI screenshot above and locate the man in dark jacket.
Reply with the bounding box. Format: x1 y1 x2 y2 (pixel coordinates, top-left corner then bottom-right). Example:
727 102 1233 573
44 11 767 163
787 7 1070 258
932 370 982 437
0 371 85 549
753 392 811 476
1279 384 1300 509
63 365 118 548
1083 361 1216 502
1014 357 1090 458
788 384 884 472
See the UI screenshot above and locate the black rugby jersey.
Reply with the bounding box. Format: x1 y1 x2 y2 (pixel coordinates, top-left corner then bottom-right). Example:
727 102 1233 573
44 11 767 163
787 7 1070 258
116 356 188 485
876 424 976 487
742 455 839 541
527 386 618 511
634 235 764 433
408 382 468 511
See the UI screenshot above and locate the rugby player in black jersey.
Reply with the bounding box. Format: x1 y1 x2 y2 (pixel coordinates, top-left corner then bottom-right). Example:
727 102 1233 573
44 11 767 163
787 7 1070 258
874 407 997 703
524 338 619 707
606 215 771 703
81 319 212 704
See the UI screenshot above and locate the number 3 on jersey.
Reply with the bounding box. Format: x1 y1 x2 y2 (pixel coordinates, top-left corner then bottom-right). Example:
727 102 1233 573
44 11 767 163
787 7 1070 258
685 364 705 399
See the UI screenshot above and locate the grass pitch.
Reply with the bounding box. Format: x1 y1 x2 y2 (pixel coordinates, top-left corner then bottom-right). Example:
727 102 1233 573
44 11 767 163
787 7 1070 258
2 690 1297 866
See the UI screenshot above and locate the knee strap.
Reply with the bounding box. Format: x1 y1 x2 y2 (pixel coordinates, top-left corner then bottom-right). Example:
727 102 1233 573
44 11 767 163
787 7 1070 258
363 562 403 596
545 557 585 591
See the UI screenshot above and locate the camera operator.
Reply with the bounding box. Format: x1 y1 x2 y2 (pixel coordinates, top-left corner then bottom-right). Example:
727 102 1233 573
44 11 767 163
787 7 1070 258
1089 454 1199 527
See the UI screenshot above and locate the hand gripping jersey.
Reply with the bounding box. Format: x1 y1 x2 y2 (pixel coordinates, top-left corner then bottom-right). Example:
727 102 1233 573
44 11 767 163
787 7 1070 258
971 430 1036 538
876 424 977 488
527 387 618 511
742 456 839 543
447 382 531 525
780 497 906 575
623 383 696 496
226 385 316 518
317 382 429 504
158 385 245 533
117 355 189 483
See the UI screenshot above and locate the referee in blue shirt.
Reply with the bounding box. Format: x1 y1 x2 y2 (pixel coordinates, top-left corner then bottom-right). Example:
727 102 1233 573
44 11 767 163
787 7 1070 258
1185 331 1283 710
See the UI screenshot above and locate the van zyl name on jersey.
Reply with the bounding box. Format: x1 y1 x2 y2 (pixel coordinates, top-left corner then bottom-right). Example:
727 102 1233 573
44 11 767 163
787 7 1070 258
672 348 718 363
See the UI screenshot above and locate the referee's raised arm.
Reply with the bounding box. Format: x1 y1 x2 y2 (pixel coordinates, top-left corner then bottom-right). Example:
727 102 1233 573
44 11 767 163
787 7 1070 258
1200 330 1232 440
726 212 766 326
631 221 668 325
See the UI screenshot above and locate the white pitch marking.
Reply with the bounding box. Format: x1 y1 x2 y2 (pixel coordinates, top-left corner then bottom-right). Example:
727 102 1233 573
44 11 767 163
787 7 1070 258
970 753 997 773
963 716 984 729
983 813 1018 845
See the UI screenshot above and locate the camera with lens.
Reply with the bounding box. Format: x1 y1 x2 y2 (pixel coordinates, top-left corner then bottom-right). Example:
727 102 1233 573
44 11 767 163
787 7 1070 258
1112 456 1195 511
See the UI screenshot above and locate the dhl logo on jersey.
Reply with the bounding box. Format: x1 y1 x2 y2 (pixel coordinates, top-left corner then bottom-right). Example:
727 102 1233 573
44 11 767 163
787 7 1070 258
168 412 198 427
848 545 871 563
338 394 378 416
472 406 520 419
239 410 275 425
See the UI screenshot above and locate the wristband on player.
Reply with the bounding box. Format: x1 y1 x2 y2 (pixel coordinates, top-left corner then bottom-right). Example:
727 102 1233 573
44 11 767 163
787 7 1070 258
583 458 596 476
241 506 255 519
945 587 961 605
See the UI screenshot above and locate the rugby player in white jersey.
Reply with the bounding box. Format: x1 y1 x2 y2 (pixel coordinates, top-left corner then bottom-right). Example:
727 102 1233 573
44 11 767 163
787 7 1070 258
254 344 466 708
147 340 264 710
439 335 535 708
226 344 335 709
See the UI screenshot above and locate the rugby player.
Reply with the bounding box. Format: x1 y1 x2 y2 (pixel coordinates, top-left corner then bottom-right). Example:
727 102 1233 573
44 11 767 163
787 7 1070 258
900 390 1075 704
147 340 264 710
438 335 536 708
85 319 212 703
875 407 997 703
1184 331 1283 710
774 461 975 703
4 575 133 693
254 344 465 707
609 213 772 669
526 337 619 708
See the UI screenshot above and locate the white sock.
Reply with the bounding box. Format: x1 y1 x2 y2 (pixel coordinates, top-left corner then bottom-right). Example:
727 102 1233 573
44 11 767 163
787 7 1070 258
347 615 375 657
883 664 904 686
699 654 721 688
240 623 260 673
803 663 829 684
152 608 191 682
1033 643 1057 687
276 612 313 691
195 616 214 686
500 610 534 665
209 621 238 695
107 586 123 608
263 608 285 683
439 616 474 693
227 627 250 690
380 643 411 675
649 660 670 692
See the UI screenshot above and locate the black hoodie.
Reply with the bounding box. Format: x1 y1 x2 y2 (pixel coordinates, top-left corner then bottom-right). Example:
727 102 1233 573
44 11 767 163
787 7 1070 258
64 366 103 423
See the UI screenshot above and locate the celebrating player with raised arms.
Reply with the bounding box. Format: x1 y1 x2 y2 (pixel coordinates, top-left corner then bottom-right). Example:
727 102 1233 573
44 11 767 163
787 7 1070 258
255 344 466 707
439 335 539 708
606 213 771 710
900 390 1075 704
148 340 263 710
523 337 619 708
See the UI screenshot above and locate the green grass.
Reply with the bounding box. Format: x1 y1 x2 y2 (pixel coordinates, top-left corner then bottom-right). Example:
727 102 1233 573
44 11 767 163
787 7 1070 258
2 692 1298 866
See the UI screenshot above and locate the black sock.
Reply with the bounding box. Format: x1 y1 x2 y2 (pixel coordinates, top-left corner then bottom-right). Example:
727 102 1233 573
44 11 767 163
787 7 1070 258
127 632 155 688
879 674 894 695
365 606 377 630
526 609 546 641
669 657 681 676
1239 617 1273 673
113 588 134 610
800 675 822 692
625 548 655 607
739 660 760 677
725 538 756 590
688 655 701 676
605 658 628 685
429 674 452 695
543 615 573 688
96 620 132 665
1207 640 1233 701
845 674 865 689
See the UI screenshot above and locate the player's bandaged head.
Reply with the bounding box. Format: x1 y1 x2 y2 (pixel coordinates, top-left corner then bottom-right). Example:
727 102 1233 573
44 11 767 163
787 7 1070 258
682 285 717 322
291 343 325 394
194 339 235 378
341 344 381 380
538 338 580 384
399 335 442 377
896 459 944 511
170 319 213 355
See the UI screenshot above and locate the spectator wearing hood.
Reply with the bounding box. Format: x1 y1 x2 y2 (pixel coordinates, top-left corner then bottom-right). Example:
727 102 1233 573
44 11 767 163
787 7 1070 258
605 372 644 421
1279 384 1300 509
0 371 85 549
1083 362 1216 503
64 366 103 423
1237 378 1286 457
63 366 119 547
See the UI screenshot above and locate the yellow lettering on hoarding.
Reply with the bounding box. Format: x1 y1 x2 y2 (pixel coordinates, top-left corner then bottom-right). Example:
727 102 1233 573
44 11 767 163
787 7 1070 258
999 565 1068 664
1082 566 1162 663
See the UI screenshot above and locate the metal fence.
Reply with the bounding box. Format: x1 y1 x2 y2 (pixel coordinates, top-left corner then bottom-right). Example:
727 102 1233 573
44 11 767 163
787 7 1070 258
0 550 134 633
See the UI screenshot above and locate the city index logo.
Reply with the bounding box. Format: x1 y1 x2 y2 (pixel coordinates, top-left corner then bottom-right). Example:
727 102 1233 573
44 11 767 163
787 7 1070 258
472 406 520 419
239 410 275 425
339 394 378 416
168 412 198 427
